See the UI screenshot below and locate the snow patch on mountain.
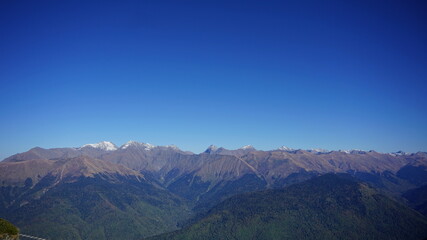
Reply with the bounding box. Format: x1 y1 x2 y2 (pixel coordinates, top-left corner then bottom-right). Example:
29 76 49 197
389 151 409 156
204 145 219 153
81 141 118 151
165 145 180 150
240 145 254 150
278 146 294 151
338 149 367 154
120 141 155 150
308 148 330 153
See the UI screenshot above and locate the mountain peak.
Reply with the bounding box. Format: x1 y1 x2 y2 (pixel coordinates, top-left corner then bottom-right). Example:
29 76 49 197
240 145 255 150
278 146 294 151
204 145 219 153
81 141 117 151
120 141 155 150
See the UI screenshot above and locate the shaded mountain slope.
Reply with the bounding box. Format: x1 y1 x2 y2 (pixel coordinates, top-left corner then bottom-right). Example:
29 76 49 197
161 153 267 212
148 174 427 240
397 159 427 186
403 184 427 216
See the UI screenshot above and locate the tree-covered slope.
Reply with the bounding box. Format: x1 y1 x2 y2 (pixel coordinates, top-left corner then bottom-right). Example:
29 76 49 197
0 218 18 240
0 156 192 240
2 175 190 240
148 174 427 240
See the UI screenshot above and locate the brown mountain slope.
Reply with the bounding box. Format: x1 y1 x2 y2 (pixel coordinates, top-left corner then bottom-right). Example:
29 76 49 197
240 150 417 185
5 144 424 183
3 143 427 198
3 147 79 162
0 156 144 187
157 153 259 184
48 156 144 182
0 159 56 186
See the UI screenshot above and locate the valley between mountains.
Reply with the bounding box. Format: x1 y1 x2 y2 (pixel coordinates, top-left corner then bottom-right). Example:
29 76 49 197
1 141 427 239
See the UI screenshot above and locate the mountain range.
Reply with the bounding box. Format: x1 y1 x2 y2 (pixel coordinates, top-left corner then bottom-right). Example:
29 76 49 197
1 141 427 239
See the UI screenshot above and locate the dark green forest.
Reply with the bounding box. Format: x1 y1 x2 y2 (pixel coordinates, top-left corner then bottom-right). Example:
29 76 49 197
148 174 427 240
0 218 18 240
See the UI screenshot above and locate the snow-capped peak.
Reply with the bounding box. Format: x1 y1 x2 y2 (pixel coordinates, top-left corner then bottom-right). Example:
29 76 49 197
207 145 218 150
204 145 219 153
338 149 366 154
389 150 408 156
278 146 294 151
240 145 254 150
120 141 155 150
81 141 118 151
165 145 180 150
309 148 330 153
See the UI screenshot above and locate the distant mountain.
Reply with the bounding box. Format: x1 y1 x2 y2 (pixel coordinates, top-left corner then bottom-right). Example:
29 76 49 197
148 174 427 240
100 141 192 173
277 146 294 151
203 145 257 156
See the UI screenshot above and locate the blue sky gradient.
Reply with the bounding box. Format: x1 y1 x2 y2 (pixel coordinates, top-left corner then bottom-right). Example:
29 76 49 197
1 0 426 159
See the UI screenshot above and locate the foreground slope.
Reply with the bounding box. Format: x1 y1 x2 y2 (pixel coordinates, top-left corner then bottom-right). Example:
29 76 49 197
148 174 427 240
0 218 18 240
0 156 190 240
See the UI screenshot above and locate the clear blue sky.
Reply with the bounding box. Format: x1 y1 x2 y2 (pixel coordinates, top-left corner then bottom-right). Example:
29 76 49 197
1 0 426 159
